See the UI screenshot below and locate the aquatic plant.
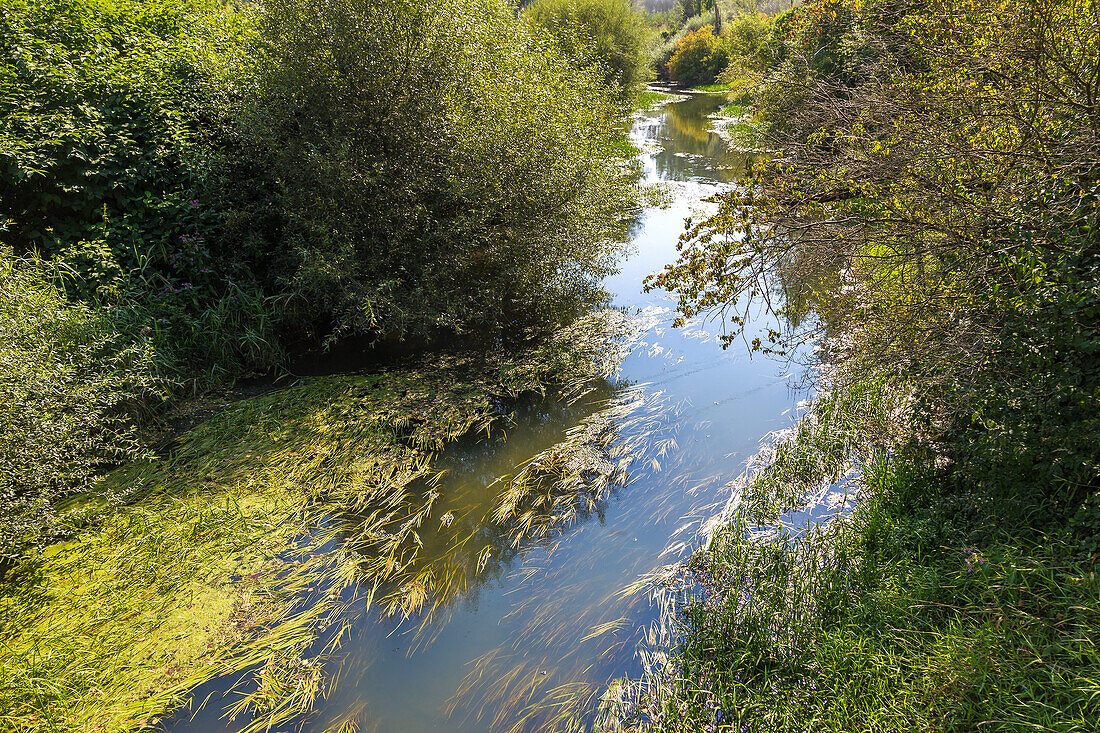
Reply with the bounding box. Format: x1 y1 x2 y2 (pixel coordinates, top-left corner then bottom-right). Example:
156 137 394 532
442 384 684 733
0 310 648 732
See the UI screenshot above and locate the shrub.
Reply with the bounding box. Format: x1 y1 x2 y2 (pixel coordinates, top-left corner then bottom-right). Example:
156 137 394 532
651 11 715 81
0 250 156 559
208 0 638 346
723 12 776 70
0 0 282 380
0 0 231 260
526 0 654 96
666 24 733 85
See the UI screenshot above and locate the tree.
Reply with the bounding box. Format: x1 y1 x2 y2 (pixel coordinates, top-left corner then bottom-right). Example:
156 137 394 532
210 0 639 346
666 24 733 85
526 0 654 96
647 0 1100 501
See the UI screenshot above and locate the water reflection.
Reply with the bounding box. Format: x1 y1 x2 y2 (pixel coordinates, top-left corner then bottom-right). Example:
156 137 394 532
168 92 799 733
306 383 683 733
333 383 650 647
638 93 752 183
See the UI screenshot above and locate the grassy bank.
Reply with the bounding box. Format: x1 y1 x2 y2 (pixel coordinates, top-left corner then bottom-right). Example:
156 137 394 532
599 379 1100 732
688 83 734 93
604 390 1100 730
635 87 683 111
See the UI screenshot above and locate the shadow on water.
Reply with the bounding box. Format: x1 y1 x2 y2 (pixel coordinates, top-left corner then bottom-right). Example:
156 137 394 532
166 92 801 733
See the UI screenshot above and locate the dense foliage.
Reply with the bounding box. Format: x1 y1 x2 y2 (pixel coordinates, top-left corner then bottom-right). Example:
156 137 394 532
0 0 641 555
0 251 155 559
527 0 654 96
212 0 637 346
652 0 1100 501
650 11 717 81
665 24 734 85
0 0 277 378
635 0 1100 727
0 0 239 260
659 11 776 86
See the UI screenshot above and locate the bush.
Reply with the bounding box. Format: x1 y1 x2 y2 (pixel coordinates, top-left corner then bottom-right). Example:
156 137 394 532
526 0 654 96
666 24 734 85
0 0 232 260
2 0 637 376
0 250 156 559
0 0 282 380
208 0 638 346
651 11 714 81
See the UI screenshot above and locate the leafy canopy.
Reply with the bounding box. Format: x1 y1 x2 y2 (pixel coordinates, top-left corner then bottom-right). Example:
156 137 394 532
526 0 654 96
213 0 640 344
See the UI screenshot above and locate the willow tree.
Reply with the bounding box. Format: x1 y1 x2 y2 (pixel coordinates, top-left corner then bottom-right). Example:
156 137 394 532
208 0 639 347
526 0 654 97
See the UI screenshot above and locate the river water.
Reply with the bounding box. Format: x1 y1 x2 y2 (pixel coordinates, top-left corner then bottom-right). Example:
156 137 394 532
172 92 800 733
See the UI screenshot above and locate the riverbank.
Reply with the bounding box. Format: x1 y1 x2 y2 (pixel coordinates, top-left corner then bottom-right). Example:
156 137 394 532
603 380 1100 731
615 0 1100 726
4 82 769 733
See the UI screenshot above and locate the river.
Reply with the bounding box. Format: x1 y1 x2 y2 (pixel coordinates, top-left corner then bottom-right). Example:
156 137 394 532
171 91 800 733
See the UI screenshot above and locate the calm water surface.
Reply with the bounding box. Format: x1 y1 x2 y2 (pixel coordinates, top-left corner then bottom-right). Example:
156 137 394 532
172 92 800 733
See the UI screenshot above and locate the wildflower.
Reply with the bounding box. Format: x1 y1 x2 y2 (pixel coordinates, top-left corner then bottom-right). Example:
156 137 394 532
963 547 985 572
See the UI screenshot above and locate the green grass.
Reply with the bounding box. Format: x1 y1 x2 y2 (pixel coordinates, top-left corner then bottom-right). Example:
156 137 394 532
713 108 767 152
600 384 1100 732
717 102 747 116
705 92 769 151
690 83 733 93
635 88 681 111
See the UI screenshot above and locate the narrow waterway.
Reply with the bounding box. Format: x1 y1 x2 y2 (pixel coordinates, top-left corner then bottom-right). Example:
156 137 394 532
172 92 800 733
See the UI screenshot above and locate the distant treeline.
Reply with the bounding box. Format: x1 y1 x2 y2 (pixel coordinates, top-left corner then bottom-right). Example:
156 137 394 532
646 0 789 86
